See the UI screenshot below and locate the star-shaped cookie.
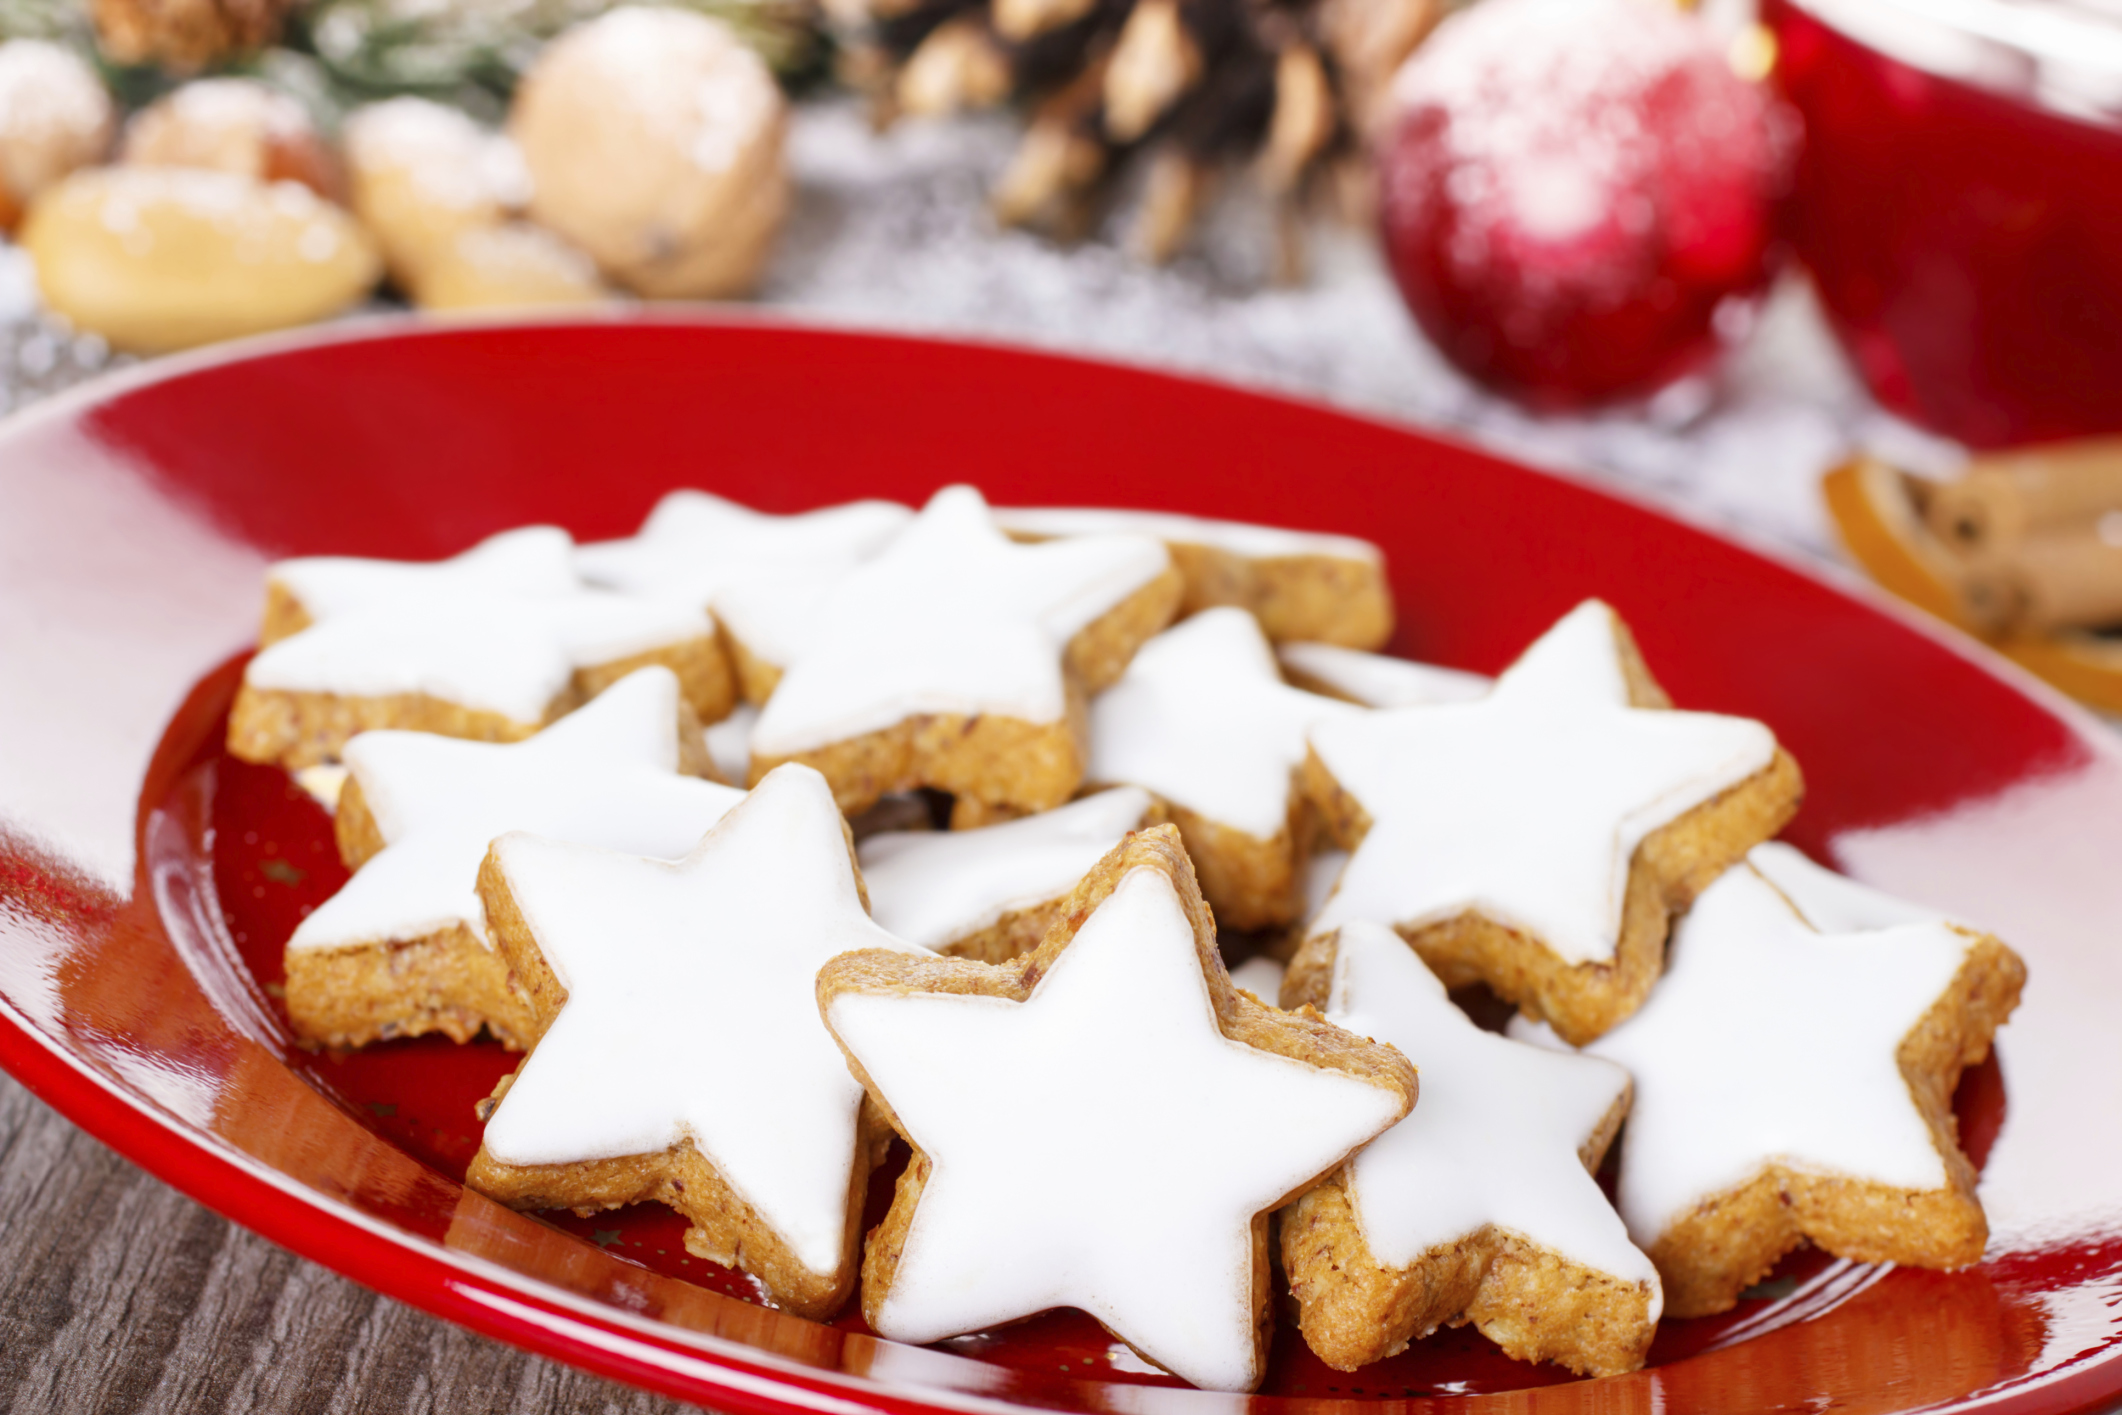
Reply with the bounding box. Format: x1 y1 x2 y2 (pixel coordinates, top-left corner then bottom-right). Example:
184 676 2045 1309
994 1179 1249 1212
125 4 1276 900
1304 599 1802 1043
284 667 743 1050
1087 608 1359 929
1522 848 2024 1316
857 786 1151 960
466 763 923 1319
576 491 913 705
749 485 1181 817
259 526 580 642
230 529 728 769
1279 920 1659 1377
817 826 1416 1392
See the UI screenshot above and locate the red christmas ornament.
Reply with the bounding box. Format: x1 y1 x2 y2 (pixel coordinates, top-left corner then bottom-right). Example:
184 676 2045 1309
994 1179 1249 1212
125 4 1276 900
1379 0 1789 408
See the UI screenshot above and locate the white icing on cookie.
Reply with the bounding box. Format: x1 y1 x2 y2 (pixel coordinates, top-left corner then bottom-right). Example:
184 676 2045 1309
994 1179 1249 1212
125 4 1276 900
1301 849 1349 928
1748 841 1956 932
288 668 742 954
1308 600 1778 964
1277 641 1492 708
1326 921 1658 1301
575 489 911 614
294 763 349 810
270 526 580 619
823 865 1405 1392
245 592 711 721
1228 954 1286 1002
247 603 578 722
1089 609 1359 841
1517 861 1978 1248
998 507 1382 565
704 702 758 785
750 486 1170 757
713 566 844 674
480 764 923 1279
253 525 714 716
857 787 1151 949
537 588 720 666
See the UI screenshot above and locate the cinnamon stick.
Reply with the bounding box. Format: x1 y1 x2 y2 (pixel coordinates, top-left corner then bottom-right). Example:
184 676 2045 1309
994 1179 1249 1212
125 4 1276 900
1925 438 2122 557
1958 519 2122 635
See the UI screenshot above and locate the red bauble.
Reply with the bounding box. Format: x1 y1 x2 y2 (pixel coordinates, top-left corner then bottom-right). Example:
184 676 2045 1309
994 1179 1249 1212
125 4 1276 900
1379 0 1788 407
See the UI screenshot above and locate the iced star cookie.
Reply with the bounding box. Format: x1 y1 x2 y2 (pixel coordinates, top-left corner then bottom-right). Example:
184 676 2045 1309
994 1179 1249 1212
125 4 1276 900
999 507 1394 649
746 486 1182 818
857 786 1152 962
254 526 578 642
1277 641 1492 708
1087 608 1360 930
1279 921 1659 1377
576 490 913 706
284 668 742 1050
1517 848 2024 1318
1304 599 1802 1044
230 527 729 768
816 825 1417 1392
465 763 924 1319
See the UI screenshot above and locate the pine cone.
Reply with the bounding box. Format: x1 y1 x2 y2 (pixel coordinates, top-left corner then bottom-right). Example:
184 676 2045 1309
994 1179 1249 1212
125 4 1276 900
89 0 292 71
830 0 1441 271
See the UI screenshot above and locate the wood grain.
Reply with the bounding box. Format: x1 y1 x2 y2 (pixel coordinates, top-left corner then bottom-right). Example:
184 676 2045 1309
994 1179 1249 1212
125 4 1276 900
0 1071 701 1414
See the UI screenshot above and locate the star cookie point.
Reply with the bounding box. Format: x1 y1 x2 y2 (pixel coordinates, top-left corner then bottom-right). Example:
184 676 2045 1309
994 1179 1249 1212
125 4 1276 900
997 506 1395 649
856 785 1153 961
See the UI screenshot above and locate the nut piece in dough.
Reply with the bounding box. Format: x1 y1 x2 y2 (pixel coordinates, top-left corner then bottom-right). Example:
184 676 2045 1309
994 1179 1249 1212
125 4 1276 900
0 41 114 232
343 97 529 287
22 166 382 354
414 223 613 312
511 6 788 299
121 78 342 201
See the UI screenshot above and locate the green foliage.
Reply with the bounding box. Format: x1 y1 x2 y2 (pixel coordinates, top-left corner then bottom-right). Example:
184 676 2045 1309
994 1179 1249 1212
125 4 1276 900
296 0 819 105
1 0 821 127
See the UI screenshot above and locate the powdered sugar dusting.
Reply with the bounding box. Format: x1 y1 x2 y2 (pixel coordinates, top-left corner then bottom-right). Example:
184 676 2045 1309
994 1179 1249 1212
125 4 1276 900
344 97 530 211
451 223 602 284
560 6 780 175
1392 0 1754 297
0 40 112 176
159 78 311 141
71 167 354 265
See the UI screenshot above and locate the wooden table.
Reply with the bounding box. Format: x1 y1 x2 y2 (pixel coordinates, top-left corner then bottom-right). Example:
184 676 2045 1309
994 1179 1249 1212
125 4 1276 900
0 1072 694 1412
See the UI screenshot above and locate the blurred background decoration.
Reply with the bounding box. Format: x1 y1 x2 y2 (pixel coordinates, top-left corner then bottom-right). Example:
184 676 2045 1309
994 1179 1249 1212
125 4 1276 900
0 0 1462 350
8 0 2122 714
823 0 1436 271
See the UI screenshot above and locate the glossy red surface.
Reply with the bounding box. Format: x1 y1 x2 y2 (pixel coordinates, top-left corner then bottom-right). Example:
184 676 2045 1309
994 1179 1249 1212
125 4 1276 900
1378 0 1782 407
3 317 2122 1414
1768 0 2122 447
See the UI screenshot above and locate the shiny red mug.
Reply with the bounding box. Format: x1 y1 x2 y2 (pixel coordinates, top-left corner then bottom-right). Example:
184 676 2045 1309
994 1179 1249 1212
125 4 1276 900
1766 0 2122 447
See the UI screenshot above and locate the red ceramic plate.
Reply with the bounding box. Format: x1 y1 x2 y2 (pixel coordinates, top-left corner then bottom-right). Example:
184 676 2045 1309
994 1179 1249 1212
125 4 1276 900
3 315 2122 1415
